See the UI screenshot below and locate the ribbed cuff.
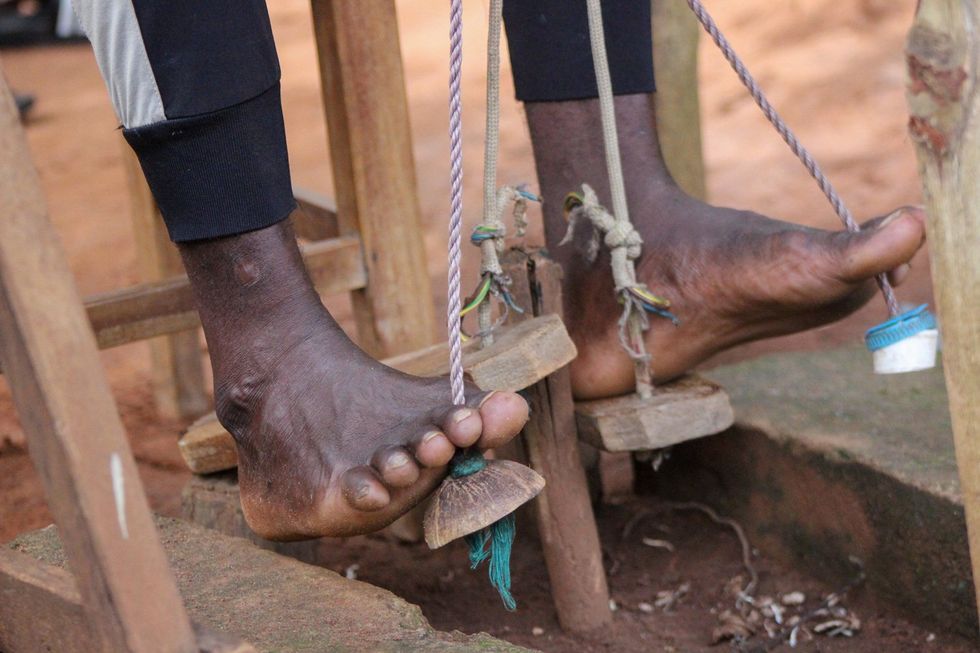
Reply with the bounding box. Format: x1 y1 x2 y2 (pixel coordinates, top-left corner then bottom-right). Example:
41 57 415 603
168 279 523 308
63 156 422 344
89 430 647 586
123 83 295 242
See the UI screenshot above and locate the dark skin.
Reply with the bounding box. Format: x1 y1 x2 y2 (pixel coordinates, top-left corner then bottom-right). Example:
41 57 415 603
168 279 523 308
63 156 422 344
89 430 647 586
178 93 925 540
526 93 927 398
179 222 528 540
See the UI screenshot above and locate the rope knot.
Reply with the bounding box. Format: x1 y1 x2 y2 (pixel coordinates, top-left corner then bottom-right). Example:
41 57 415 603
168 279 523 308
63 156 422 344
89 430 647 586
603 221 642 259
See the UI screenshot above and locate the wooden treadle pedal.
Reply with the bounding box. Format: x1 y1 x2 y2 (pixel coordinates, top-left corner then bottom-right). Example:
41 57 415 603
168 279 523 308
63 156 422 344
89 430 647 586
179 314 577 474
575 375 734 452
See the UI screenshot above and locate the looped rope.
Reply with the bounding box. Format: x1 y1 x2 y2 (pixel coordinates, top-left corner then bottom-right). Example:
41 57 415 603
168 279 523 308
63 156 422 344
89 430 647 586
562 186 678 369
685 0 900 318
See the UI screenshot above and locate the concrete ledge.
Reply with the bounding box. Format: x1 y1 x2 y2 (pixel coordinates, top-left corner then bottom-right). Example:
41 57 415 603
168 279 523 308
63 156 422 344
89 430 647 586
8 516 531 653
653 347 976 638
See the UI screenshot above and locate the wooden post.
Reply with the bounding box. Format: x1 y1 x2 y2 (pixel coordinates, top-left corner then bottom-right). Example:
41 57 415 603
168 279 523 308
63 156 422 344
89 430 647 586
503 249 612 633
121 145 208 419
906 0 980 627
0 79 197 652
652 0 707 200
311 0 437 358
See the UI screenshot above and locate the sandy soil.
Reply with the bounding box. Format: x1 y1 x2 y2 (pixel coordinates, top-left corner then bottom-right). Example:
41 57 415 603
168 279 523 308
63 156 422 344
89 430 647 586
0 0 956 651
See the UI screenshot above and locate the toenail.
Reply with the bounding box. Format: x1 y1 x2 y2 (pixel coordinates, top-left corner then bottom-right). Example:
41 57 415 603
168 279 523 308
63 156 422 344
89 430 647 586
453 409 474 423
478 391 498 407
422 430 443 443
878 209 908 228
387 452 410 468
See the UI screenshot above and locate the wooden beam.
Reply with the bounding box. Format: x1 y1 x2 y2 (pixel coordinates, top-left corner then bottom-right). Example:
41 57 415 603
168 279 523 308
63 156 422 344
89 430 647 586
575 375 734 452
905 0 980 623
0 79 196 652
0 549 255 653
179 314 577 474
311 0 437 357
652 0 707 200
291 186 339 241
503 249 612 633
86 235 367 349
121 143 209 419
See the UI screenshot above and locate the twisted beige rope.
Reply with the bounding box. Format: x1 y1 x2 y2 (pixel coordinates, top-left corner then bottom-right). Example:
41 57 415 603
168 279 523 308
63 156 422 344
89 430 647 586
576 0 656 397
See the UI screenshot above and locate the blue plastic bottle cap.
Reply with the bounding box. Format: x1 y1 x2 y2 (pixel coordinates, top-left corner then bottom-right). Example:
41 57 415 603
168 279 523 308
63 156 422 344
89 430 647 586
865 304 937 352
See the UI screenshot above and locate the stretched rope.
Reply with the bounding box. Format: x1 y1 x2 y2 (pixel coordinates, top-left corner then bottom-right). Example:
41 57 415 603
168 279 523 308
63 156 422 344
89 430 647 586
575 0 681 398
444 0 525 610
446 0 465 407
686 0 900 317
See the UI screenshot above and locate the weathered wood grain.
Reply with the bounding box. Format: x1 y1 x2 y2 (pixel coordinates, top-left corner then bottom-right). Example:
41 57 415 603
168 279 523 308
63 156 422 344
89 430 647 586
575 375 734 452
312 0 436 357
85 235 367 349
905 0 980 621
121 143 209 419
503 249 612 632
0 79 196 652
179 314 577 474
0 548 255 653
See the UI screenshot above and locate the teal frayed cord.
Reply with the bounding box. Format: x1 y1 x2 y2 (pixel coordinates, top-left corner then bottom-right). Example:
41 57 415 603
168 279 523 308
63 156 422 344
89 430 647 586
451 450 518 610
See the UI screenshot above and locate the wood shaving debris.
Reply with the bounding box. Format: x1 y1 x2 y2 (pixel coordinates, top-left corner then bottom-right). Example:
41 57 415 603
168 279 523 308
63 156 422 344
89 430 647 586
654 582 690 612
531 627 544 636
781 591 806 606
712 609 755 644
609 599 619 612
637 602 654 614
641 537 675 552
344 563 359 580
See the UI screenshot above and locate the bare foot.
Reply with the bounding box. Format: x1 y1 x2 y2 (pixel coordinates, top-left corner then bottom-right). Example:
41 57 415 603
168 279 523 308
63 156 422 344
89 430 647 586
179 222 529 540
526 94 926 399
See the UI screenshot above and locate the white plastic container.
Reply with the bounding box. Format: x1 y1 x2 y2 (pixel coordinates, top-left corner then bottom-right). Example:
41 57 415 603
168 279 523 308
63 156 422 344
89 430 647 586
871 328 938 374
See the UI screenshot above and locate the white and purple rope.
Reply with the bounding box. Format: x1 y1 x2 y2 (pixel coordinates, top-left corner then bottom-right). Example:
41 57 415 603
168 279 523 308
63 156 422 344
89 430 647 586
686 0 900 317
446 0 466 406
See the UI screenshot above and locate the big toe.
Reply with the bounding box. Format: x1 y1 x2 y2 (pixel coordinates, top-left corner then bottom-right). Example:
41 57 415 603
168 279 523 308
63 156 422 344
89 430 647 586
836 207 926 283
473 391 529 449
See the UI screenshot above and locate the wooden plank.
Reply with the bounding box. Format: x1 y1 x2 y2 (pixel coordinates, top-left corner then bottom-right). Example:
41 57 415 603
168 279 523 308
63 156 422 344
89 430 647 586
575 375 734 452
86 235 367 349
121 143 209 419
0 80 196 652
0 548 255 653
0 547 94 652
502 249 612 632
905 0 980 622
311 0 436 358
652 0 707 200
291 186 339 241
179 314 577 474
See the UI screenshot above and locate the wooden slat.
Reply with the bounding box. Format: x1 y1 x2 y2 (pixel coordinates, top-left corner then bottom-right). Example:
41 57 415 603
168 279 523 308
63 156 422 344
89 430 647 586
0 548 255 653
503 250 612 632
291 186 339 241
312 0 437 358
121 143 209 419
0 547 94 652
652 0 707 200
905 0 980 623
86 235 367 349
575 375 734 452
0 79 196 652
179 314 577 474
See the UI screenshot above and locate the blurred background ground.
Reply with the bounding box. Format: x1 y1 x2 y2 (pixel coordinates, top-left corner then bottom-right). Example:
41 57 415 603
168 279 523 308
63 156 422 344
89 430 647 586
0 1 954 651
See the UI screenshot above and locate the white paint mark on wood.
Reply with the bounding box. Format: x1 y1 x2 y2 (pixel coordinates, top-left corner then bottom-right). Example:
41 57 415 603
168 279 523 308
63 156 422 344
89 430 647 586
110 453 129 539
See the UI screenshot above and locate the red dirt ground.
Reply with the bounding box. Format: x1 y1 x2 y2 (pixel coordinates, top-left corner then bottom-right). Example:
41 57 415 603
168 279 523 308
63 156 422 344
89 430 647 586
0 0 962 651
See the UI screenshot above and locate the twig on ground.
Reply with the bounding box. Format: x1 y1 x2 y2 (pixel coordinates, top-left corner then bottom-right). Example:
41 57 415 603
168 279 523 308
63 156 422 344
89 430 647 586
622 500 759 598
